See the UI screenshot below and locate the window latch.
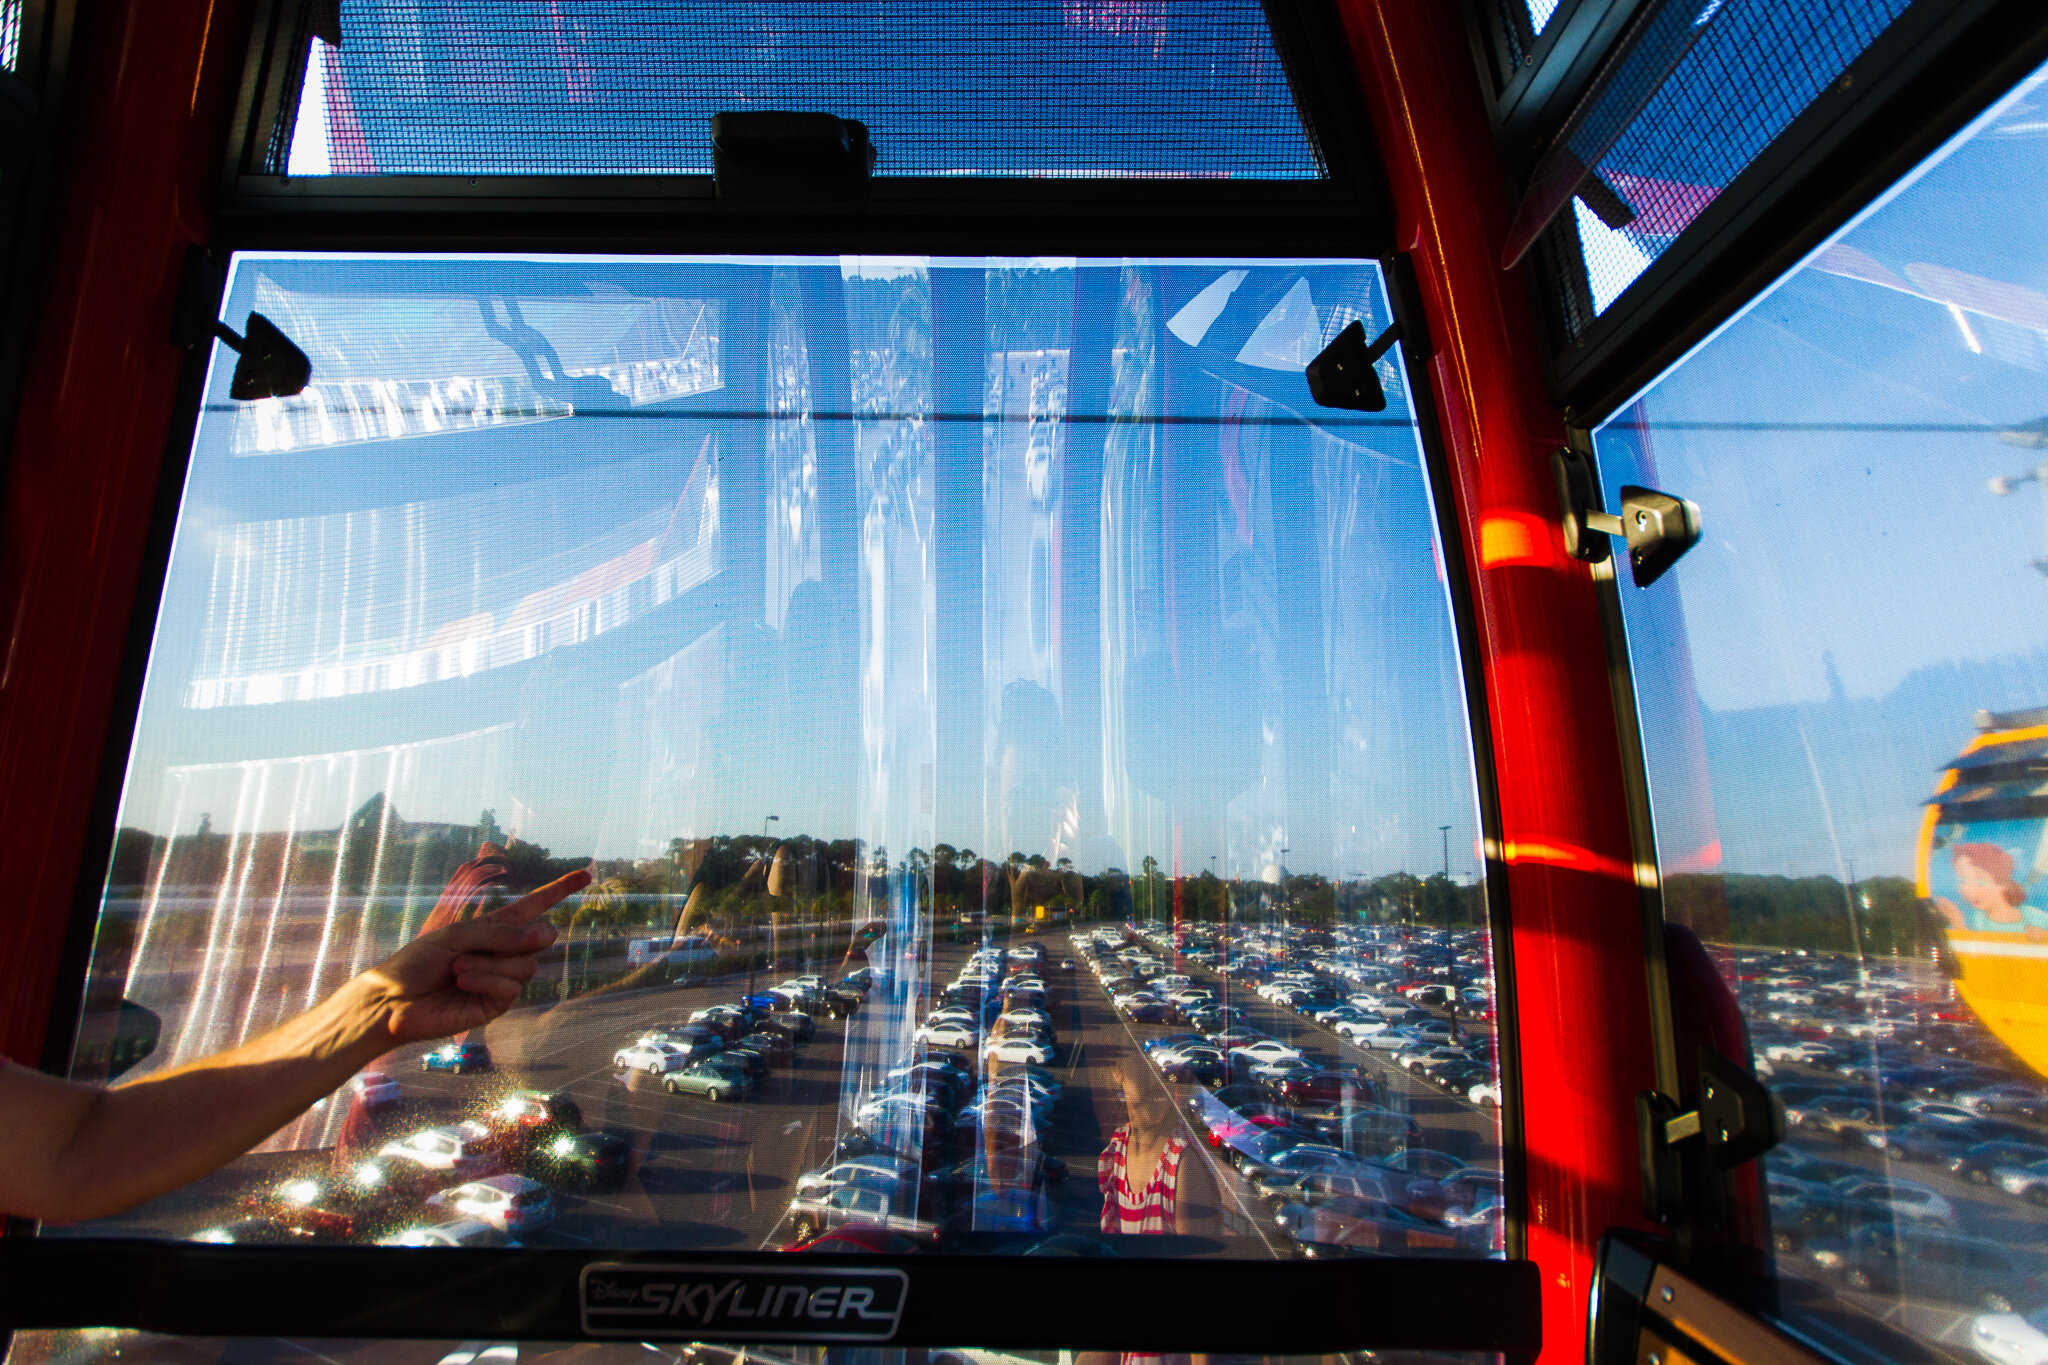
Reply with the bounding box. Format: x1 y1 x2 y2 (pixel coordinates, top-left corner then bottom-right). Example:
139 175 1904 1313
1553 446 1702 587
1637 1046 1785 1221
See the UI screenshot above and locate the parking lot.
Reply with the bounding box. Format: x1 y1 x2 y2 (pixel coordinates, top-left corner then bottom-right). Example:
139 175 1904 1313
73 918 1506 1262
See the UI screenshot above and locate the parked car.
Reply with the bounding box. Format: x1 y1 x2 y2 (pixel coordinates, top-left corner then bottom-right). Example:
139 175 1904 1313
663 1055 758 1102
1993 1158 2048 1205
1809 1226 2044 1313
482 1090 585 1156
420 1041 492 1074
1274 1194 1461 1257
796 1155 927 1201
786 1179 945 1245
1785 1094 1885 1144
528 1130 631 1192
1960 1084 2048 1122
377 1217 519 1248
1953 1141 2048 1186
916 1021 979 1049
374 1122 505 1181
424 1175 556 1236
984 1035 1056 1066
729 1028 794 1067
1970 1306 2048 1365
762 1010 817 1043
1276 1068 1376 1109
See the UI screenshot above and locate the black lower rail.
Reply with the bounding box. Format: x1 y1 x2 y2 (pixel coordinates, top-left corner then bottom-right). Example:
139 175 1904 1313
0 1240 1540 1352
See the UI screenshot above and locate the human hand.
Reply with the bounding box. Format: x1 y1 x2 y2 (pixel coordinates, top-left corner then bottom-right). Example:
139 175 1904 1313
346 869 591 1049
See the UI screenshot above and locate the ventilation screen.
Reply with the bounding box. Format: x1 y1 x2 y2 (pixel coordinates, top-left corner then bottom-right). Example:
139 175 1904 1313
284 1 1325 179
0 0 21 70
1554 0 1913 321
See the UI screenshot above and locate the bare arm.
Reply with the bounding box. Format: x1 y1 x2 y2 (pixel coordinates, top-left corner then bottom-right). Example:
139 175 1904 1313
0 869 588 1223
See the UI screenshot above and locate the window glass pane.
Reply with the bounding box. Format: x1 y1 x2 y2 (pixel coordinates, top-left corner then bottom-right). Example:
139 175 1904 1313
1595 59 2048 1346
52 254 1498 1265
1556 0 1913 323
286 3 1324 179
1527 0 1563 35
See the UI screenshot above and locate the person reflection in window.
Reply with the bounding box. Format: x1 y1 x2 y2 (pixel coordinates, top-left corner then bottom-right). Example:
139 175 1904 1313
1099 1050 1214 1236
1089 1050 1216 1365
0 868 588 1223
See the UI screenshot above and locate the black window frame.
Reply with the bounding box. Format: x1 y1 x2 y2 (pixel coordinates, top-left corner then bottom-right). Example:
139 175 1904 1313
1467 0 2048 423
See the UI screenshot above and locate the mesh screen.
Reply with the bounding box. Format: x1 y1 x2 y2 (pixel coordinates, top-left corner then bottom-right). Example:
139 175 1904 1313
290 1 1325 179
1555 0 1914 326
0 0 22 70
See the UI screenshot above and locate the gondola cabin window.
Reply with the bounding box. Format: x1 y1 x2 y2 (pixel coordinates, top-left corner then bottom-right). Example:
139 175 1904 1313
1593 56 2048 1350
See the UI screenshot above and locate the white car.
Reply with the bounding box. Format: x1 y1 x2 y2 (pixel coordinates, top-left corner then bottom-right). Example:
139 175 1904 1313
378 1217 517 1248
1469 1081 1503 1107
1333 1017 1391 1042
1832 1178 1954 1224
984 1036 1055 1065
915 1021 979 1049
425 1175 555 1235
796 1155 922 1197
348 1070 401 1106
614 1041 688 1077
1902 1099 1980 1126
375 1122 497 1176
1994 1158 2048 1202
1762 1040 1834 1064
1971 1308 2048 1365
1229 1040 1306 1068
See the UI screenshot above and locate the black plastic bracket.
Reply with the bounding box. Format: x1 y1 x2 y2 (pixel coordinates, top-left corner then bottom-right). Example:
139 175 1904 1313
1637 1046 1785 1222
1552 446 1702 587
711 112 875 201
168 246 227 352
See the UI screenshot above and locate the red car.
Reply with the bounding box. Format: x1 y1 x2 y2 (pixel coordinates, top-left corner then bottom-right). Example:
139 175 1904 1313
1278 1069 1378 1108
786 1225 927 1254
1204 1108 1307 1149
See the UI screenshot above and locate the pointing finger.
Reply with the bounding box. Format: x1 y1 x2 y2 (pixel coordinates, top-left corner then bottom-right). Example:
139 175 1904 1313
488 869 592 926
433 917 557 958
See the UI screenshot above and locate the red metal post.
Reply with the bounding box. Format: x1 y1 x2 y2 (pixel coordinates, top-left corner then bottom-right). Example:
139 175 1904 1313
1338 1 1664 1356
0 0 254 1064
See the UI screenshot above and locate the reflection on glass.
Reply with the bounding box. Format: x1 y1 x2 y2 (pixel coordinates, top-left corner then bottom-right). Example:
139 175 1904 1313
58 254 1495 1264
1594 57 2048 1352
2 1337 1504 1365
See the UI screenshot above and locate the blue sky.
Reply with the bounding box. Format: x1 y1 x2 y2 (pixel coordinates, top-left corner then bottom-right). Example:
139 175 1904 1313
1596 61 2048 880
114 256 1485 885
